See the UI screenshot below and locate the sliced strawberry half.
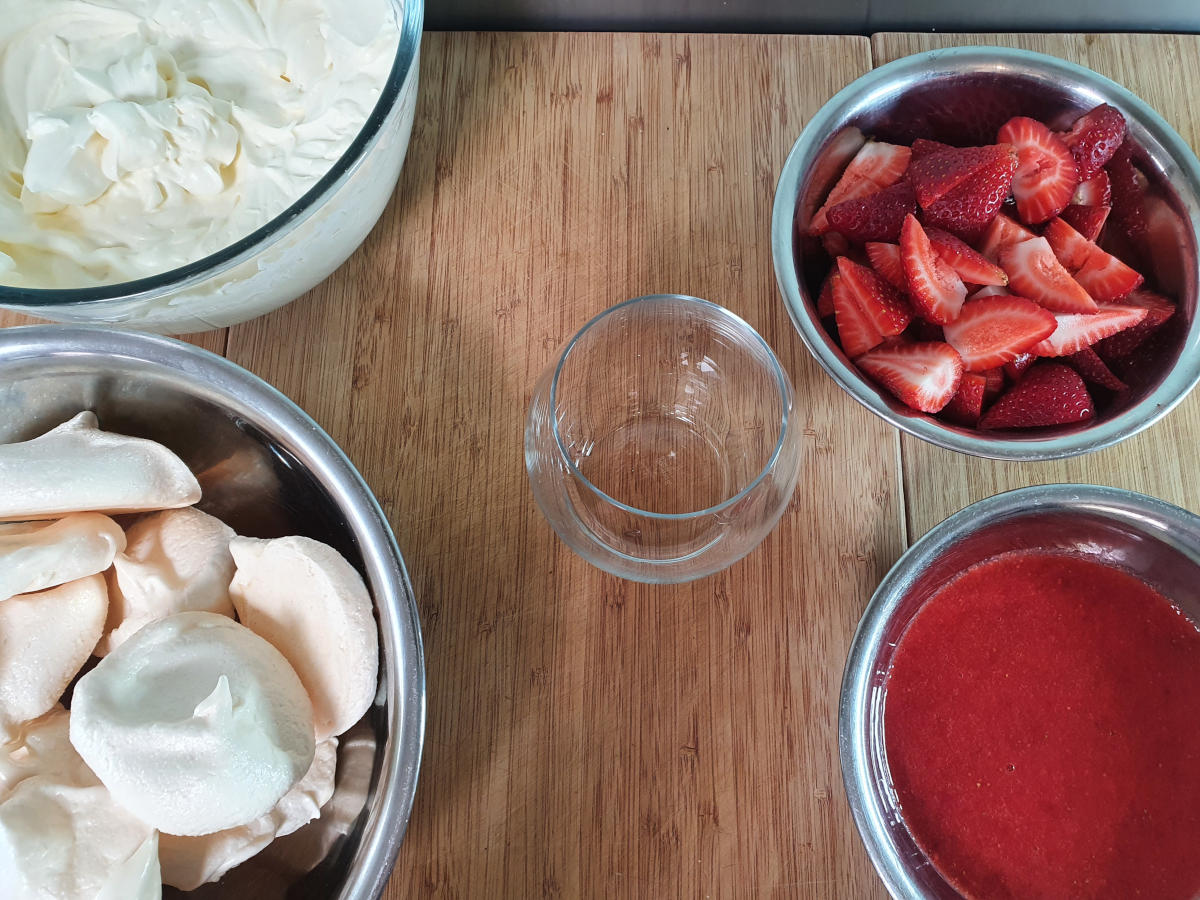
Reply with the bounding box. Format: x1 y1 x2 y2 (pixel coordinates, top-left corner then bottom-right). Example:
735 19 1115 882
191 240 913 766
1059 204 1110 242
920 146 1019 242
978 363 1095 429
837 257 914 337
865 241 907 291
816 270 838 318
998 116 1079 225
926 228 1008 286
911 138 956 160
1066 347 1126 391
942 296 1057 371
1044 217 1144 301
978 214 1035 263
1000 236 1097 313
900 214 967 325
908 144 1016 209
857 341 964 414
1073 170 1112 207
1105 138 1149 245
810 141 912 234
833 270 883 358
1029 304 1149 356
1062 104 1127 181
941 372 987 425
827 180 917 243
1003 351 1036 382
1092 289 1175 360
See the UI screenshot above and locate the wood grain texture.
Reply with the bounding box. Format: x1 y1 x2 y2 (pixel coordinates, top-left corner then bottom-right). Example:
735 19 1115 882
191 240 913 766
225 32 898 899
873 33 1200 540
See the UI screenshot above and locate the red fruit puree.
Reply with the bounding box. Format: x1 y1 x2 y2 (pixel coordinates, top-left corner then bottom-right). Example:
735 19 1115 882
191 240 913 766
884 550 1200 899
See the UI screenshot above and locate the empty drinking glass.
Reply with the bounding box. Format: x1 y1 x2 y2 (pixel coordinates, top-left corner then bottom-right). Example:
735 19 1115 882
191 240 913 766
525 294 801 583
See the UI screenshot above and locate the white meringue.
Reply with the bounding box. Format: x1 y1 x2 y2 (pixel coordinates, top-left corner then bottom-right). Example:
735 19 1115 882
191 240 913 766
159 736 338 890
230 535 378 740
0 707 161 900
70 611 315 836
0 512 126 602
0 411 200 521
0 574 108 740
97 507 235 657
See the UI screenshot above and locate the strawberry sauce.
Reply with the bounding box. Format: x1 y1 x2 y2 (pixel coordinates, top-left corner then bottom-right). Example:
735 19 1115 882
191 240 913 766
884 550 1200 899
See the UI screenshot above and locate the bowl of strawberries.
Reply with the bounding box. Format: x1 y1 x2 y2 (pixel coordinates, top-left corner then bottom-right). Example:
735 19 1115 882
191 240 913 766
772 45 1200 459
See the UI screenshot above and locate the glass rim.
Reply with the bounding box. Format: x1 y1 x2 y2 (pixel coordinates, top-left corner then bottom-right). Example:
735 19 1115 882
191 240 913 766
0 0 422 308
549 292 794 522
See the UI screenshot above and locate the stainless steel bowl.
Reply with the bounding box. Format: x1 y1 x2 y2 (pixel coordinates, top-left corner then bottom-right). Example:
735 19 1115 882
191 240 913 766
840 484 1200 897
0 325 425 899
772 46 1200 460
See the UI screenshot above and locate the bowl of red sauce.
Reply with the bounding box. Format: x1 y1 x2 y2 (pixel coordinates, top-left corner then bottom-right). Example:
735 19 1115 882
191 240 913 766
840 483 1200 898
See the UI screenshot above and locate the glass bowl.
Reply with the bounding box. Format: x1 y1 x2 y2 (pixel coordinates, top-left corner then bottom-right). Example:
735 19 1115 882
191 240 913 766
0 0 423 334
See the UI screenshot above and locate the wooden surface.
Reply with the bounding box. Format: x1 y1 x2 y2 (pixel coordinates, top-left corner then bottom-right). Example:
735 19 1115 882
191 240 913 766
6 29 1200 898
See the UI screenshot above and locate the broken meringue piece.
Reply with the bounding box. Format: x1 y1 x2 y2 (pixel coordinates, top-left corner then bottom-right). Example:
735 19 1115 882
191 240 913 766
0 574 108 740
0 513 126 603
230 536 379 740
96 508 236 657
158 736 338 890
0 707 161 900
70 611 316 837
0 411 200 521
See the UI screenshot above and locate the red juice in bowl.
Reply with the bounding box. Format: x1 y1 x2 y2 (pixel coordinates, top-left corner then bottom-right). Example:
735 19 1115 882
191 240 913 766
883 550 1200 900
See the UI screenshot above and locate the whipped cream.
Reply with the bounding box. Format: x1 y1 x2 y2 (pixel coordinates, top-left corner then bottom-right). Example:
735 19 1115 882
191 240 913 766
159 735 337 889
0 0 400 288
0 707 161 900
0 412 200 520
0 512 125 602
230 535 378 740
70 611 316 836
98 507 235 656
0 574 108 740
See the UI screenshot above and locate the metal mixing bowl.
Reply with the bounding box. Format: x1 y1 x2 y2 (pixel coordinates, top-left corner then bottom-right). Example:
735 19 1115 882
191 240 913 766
840 484 1200 897
0 0 423 334
772 46 1200 460
0 325 425 899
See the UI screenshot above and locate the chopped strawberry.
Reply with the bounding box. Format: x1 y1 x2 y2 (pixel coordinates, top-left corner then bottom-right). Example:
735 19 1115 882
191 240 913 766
1000 236 1097 313
865 241 908 291
1092 289 1175 360
827 180 917 243
1062 104 1127 181
833 269 883 358
1105 138 1149 246
857 341 964 414
908 144 1017 209
925 228 1008 286
942 296 1057 371
1003 352 1036 382
979 363 1095 429
911 138 956 160
900 214 967 325
1072 170 1112 207
1066 347 1126 391
941 372 987 425
816 270 838 318
1044 217 1144 301
998 116 1079 224
981 367 1006 402
978 214 1035 263
1029 304 1150 356
810 141 912 234
837 257 914 337
920 147 1019 241
1059 204 1110 242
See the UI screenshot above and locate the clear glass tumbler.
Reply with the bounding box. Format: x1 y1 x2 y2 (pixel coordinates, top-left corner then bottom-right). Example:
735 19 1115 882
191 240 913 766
525 294 802 583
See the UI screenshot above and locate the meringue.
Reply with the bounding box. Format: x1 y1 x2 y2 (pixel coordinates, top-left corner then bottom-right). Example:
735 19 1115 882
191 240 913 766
159 736 338 890
70 611 315 836
0 574 108 740
0 512 125 602
0 412 200 520
0 0 400 289
0 708 161 900
97 507 235 656
230 535 378 740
